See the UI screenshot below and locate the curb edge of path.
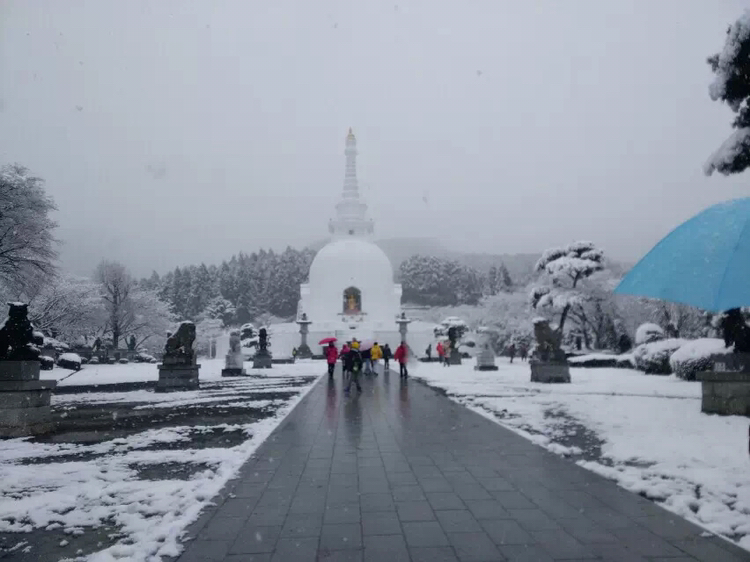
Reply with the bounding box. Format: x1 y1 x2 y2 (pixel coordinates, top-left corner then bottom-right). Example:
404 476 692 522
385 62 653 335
165 370 328 561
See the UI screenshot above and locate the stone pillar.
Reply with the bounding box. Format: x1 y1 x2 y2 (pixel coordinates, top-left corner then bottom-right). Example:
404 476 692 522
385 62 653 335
697 354 750 415
0 361 57 437
296 314 313 359
157 357 201 391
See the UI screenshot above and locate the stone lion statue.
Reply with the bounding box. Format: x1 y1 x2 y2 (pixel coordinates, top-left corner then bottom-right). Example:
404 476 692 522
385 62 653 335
229 330 241 353
0 302 43 361
532 318 565 362
164 321 196 362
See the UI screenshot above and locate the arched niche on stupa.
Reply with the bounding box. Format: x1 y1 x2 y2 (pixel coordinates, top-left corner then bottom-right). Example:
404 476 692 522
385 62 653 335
343 287 362 315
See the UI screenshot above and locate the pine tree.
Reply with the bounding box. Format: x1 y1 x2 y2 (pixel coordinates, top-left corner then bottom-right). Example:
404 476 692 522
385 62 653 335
188 263 216 319
705 11 750 176
530 241 605 335
499 263 513 290
487 266 498 296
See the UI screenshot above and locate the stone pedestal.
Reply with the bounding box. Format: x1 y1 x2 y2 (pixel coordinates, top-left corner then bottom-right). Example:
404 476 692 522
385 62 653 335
253 350 273 369
156 356 200 392
449 348 463 365
222 351 246 377
697 360 750 416
0 361 57 437
530 361 571 383
474 346 498 371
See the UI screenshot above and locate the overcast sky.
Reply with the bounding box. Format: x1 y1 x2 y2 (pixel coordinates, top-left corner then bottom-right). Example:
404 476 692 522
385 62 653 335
1 0 748 277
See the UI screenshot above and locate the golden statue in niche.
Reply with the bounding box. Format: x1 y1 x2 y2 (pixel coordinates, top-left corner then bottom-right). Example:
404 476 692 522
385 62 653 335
343 287 361 314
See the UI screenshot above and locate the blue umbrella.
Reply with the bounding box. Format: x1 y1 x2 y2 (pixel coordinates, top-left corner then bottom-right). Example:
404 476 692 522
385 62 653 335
614 198 750 312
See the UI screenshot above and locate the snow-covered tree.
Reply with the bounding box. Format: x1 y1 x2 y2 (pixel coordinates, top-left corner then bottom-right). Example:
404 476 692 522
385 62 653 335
499 263 513 291
635 322 665 345
95 260 134 349
487 266 498 296
195 317 223 357
25 275 102 341
400 255 483 306
0 164 58 292
95 260 173 348
530 241 605 335
705 10 750 176
204 296 236 326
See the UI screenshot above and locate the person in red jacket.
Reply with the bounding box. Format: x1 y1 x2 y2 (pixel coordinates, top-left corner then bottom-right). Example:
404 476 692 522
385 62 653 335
394 341 409 378
436 341 445 365
325 342 338 377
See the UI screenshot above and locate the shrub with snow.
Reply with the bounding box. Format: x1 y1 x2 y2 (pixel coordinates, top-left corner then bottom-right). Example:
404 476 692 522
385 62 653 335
616 354 635 369
635 323 665 345
632 339 685 374
669 338 732 381
134 352 156 363
42 336 70 353
569 353 618 368
39 355 54 370
568 352 635 369
57 352 82 371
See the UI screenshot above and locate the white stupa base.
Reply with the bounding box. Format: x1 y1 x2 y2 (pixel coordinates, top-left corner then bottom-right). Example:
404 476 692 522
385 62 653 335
269 320 436 359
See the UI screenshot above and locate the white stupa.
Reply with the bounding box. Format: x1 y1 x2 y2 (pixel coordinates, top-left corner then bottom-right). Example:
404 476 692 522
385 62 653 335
270 129 435 358
299 129 403 341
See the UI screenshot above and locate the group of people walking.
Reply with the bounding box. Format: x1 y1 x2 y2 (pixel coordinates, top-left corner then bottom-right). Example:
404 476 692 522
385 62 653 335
325 339 409 394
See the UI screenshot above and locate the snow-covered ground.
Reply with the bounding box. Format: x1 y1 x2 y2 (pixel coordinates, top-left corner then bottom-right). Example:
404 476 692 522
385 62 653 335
412 360 750 550
0 359 322 561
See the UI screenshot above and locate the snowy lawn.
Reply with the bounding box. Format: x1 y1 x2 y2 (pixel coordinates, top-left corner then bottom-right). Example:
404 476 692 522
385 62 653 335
0 359 323 561
411 360 750 550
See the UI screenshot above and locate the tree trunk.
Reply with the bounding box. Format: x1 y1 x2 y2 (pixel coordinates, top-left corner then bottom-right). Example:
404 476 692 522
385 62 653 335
558 304 571 335
582 328 591 350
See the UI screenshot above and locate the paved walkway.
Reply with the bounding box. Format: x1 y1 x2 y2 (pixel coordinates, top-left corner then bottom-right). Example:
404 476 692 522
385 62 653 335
176 366 750 562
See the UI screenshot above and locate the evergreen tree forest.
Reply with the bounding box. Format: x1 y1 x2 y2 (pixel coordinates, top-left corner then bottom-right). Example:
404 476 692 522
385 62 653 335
399 255 513 307
143 248 513 325
141 247 315 325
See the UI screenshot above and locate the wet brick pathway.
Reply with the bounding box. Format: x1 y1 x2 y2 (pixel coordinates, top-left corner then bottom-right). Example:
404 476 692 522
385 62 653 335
176 366 750 561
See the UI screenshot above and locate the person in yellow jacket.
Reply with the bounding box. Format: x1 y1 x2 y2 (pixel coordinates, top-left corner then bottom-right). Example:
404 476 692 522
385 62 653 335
371 342 383 375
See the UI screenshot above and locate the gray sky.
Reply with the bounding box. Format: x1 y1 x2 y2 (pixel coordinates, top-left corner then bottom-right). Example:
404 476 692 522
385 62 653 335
1 0 748 277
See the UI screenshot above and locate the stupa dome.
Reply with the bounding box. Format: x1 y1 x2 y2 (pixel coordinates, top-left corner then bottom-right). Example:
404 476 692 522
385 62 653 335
309 239 393 289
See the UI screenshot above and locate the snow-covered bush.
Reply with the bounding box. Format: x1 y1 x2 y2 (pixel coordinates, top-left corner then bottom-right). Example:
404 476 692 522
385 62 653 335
616 354 635 369
39 355 54 370
134 352 156 363
57 352 82 371
42 336 69 352
568 352 635 369
633 339 685 374
635 323 665 345
669 338 732 381
569 353 618 368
